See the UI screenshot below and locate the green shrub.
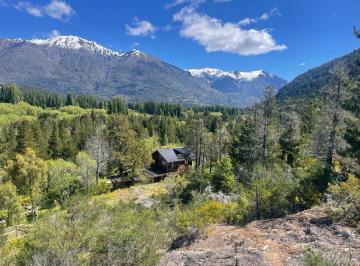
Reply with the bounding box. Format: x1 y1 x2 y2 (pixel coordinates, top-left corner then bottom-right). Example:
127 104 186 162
304 247 352 266
327 174 360 228
90 179 112 195
236 164 299 221
18 199 171 266
174 200 237 236
211 156 236 193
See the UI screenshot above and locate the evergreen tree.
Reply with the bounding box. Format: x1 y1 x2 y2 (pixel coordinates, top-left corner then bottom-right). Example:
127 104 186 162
15 120 34 154
260 86 277 162
65 93 76 106
48 123 61 159
229 119 261 178
0 84 22 104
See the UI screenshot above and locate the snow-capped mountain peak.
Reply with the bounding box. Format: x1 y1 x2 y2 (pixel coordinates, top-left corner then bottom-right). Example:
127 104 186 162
123 49 148 57
29 35 124 57
187 68 268 81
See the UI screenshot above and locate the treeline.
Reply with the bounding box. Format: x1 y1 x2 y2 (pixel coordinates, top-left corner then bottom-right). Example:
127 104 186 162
0 84 243 118
0 84 128 114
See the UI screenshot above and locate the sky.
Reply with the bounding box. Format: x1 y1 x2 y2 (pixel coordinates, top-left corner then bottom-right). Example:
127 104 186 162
0 0 359 81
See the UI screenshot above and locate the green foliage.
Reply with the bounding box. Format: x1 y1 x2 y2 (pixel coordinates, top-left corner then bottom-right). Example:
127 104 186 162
17 199 171 266
327 175 360 228
0 84 22 104
174 200 237 236
107 114 152 177
179 169 211 203
2 148 48 213
0 182 22 226
229 119 260 174
304 247 352 266
211 156 236 193
45 159 82 206
76 152 96 193
291 160 324 209
90 179 112 195
228 164 301 222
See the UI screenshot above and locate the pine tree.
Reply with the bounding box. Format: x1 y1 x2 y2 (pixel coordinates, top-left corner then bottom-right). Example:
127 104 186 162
65 93 75 106
260 86 277 162
15 120 33 154
48 123 61 159
229 119 261 178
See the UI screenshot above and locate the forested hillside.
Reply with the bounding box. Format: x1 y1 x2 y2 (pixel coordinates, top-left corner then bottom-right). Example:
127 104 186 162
0 73 359 265
277 48 360 100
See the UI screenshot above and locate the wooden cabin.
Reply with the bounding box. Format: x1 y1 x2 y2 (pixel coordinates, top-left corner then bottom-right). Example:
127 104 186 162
151 147 195 175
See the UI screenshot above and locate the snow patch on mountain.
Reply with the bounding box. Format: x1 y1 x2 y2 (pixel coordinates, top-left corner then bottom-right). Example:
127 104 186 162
122 49 148 58
29 36 124 57
188 68 271 81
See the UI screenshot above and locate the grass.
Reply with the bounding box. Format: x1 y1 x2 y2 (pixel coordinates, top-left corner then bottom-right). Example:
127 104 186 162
93 181 168 205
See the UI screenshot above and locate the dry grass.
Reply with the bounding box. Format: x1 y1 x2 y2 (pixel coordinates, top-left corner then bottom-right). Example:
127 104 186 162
93 181 168 204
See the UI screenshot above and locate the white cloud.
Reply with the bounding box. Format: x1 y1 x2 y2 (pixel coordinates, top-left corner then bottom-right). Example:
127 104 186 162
44 0 75 20
48 29 60 38
299 62 306 66
173 7 287 56
239 8 281 26
238 17 257 26
259 8 281 21
126 18 157 37
0 0 9 7
131 42 140 48
15 1 42 17
162 24 173 32
164 0 227 9
164 0 205 9
213 0 231 3
14 0 74 21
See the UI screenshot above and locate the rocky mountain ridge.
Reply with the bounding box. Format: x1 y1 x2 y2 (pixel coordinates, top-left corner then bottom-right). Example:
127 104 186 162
0 35 287 107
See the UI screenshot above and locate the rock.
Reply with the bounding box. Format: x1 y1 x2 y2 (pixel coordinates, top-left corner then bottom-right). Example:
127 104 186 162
161 207 360 266
304 227 311 235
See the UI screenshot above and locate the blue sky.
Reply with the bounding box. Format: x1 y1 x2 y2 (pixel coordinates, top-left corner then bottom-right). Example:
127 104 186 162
0 0 359 80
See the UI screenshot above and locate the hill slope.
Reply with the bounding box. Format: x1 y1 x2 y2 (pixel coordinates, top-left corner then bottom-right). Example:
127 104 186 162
162 207 360 265
277 48 360 100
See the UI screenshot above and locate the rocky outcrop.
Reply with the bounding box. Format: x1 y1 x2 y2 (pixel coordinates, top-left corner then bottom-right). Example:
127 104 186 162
161 208 360 265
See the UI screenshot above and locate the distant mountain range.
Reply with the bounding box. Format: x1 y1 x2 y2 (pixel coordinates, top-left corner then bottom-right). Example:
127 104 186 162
188 68 287 106
0 35 287 106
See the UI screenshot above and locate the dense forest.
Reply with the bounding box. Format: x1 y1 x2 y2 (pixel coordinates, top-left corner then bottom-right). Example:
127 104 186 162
0 57 359 264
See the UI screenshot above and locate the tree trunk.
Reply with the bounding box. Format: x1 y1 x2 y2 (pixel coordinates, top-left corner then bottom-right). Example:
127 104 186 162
96 163 100 183
255 184 260 219
325 77 342 174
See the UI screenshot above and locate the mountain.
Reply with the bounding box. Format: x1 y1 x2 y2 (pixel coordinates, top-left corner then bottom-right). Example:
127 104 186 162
277 48 360 100
188 68 287 106
0 36 227 106
0 35 286 106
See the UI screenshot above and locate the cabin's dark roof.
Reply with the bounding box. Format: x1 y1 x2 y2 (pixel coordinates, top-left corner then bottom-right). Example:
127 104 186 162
154 147 195 163
158 148 184 163
173 147 196 160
